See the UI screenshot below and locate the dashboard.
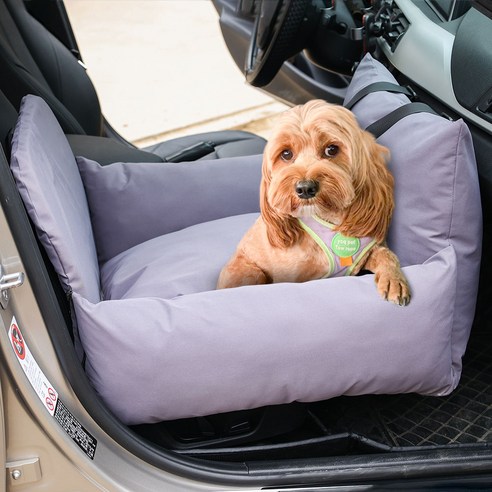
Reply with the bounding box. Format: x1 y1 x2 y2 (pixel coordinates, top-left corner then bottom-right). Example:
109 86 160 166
378 0 492 135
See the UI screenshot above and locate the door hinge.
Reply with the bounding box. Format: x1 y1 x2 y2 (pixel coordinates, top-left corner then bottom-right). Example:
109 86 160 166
0 265 25 309
6 458 42 487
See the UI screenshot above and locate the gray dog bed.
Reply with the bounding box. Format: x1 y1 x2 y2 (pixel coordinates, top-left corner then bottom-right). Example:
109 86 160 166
10 55 481 425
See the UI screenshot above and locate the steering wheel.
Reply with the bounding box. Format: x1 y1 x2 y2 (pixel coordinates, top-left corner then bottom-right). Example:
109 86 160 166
245 0 321 87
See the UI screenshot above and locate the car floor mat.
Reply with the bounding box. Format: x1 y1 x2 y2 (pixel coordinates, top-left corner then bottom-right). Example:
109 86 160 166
310 334 492 449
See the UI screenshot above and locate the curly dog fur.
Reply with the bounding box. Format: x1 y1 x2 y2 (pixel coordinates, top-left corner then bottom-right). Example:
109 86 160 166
217 100 410 305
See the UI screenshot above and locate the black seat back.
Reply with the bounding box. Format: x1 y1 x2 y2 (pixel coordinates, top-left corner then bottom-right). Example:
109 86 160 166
0 89 18 155
0 0 103 136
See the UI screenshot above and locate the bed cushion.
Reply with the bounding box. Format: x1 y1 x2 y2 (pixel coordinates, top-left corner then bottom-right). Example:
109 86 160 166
100 213 257 300
11 53 481 425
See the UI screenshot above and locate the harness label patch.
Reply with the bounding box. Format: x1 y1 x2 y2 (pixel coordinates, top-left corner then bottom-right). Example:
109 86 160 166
331 233 360 258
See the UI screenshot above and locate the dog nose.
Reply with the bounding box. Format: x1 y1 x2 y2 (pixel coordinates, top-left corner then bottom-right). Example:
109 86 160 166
295 180 319 199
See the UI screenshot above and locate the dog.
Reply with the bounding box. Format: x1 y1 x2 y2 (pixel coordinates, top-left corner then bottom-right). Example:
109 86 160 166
217 99 410 306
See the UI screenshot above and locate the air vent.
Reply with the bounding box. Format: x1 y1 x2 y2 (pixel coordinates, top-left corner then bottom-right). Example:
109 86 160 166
381 3 410 51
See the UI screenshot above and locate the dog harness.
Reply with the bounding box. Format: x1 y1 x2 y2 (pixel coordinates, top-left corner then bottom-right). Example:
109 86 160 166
298 216 377 278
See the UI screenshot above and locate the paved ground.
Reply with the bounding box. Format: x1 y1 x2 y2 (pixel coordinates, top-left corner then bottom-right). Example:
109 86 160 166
64 0 288 145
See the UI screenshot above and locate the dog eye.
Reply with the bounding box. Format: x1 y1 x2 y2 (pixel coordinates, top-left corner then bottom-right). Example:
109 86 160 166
280 149 294 161
324 145 339 157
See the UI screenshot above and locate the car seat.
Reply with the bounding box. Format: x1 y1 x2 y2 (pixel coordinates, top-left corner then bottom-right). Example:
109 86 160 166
0 0 266 164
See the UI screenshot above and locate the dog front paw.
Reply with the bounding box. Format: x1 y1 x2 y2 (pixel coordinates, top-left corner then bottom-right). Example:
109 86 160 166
375 272 411 306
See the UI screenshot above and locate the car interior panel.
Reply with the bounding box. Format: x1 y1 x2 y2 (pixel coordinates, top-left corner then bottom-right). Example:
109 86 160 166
1 0 492 489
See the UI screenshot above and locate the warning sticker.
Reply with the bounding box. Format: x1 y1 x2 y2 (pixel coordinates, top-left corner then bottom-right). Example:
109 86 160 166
8 317 97 459
8 317 58 416
54 399 97 460
10 323 26 360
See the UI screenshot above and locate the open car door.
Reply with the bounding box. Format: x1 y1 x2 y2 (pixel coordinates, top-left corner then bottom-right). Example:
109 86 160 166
0 375 4 492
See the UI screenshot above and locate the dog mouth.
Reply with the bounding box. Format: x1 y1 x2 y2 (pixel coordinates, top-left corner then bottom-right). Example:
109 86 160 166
290 202 345 226
289 182 354 223
291 202 318 218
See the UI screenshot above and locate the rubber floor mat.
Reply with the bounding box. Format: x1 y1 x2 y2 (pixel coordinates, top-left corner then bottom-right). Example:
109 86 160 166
310 334 492 449
374 334 492 447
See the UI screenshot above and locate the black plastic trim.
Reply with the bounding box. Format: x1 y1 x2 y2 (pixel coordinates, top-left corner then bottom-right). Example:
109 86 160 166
451 7 492 121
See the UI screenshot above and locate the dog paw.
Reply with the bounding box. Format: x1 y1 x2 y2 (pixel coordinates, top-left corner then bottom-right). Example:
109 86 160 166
375 272 411 306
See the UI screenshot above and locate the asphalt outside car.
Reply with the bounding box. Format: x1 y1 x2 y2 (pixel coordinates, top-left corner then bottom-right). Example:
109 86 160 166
64 0 289 146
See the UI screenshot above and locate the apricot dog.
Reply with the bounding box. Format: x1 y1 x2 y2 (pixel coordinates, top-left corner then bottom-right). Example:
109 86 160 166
217 100 410 305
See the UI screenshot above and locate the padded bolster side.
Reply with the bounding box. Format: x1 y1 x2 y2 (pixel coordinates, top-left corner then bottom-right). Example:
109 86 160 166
345 55 482 376
74 246 458 425
77 154 263 262
10 95 101 302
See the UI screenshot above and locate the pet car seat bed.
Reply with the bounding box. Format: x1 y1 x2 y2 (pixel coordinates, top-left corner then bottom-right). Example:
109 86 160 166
9 54 481 425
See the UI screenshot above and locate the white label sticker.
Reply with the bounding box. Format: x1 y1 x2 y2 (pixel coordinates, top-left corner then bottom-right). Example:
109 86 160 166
8 317 58 416
7 317 98 459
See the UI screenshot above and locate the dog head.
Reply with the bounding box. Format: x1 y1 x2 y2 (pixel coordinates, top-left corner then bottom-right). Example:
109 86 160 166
260 99 394 248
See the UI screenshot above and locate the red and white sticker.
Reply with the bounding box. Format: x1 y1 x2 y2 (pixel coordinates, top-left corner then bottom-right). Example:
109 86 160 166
8 317 58 416
10 322 25 360
7 317 98 459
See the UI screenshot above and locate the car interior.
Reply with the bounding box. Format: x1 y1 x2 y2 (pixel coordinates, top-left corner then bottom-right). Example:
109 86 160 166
1 0 492 484
0 0 267 164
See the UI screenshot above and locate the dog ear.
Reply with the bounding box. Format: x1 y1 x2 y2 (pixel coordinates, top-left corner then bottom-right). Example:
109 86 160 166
260 157 303 248
339 130 394 243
